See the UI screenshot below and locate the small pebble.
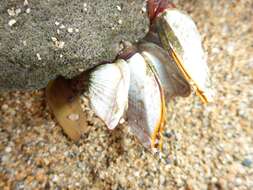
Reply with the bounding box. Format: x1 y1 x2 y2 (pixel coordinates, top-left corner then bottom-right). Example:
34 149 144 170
141 7 147 13
1 155 10 163
50 146 57 153
116 5 122 11
83 3 88 12
78 68 85 72
118 19 123 25
15 8 21 15
7 8 15 16
60 24 65 29
26 8 31 14
36 53 42 61
67 28 74 33
1 104 8 111
119 118 125 124
8 19 16 26
5 146 12 153
52 175 59 182
242 159 252 168
57 41 65 49
51 37 57 42
51 37 65 49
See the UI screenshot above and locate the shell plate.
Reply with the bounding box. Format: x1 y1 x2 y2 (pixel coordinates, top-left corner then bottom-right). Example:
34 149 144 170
138 42 191 100
88 59 130 129
155 9 214 103
127 53 166 149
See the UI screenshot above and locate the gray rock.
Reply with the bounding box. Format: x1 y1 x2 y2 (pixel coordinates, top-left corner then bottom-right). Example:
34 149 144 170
0 0 148 91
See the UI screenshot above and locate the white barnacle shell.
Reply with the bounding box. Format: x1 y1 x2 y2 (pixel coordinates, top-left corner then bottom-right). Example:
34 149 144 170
155 8 214 103
138 42 191 101
88 59 130 129
126 53 166 149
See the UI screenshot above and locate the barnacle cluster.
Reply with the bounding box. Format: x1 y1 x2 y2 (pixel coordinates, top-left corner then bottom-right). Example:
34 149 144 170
46 0 214 153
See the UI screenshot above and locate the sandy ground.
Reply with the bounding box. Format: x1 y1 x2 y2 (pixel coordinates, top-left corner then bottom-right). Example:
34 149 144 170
0 0 253 189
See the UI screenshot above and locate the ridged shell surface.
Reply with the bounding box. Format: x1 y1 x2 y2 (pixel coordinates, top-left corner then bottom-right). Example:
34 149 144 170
88 60 130 129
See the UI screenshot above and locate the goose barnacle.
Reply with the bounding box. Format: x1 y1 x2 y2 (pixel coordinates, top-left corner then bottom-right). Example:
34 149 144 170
46 0 214 153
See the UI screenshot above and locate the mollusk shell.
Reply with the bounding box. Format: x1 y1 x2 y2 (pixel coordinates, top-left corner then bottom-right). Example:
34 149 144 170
155 9 214 103
88 59 130 130
126 53 166 149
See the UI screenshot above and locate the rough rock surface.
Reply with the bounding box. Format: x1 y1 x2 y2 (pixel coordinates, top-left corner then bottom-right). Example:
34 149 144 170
0 0 148 91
